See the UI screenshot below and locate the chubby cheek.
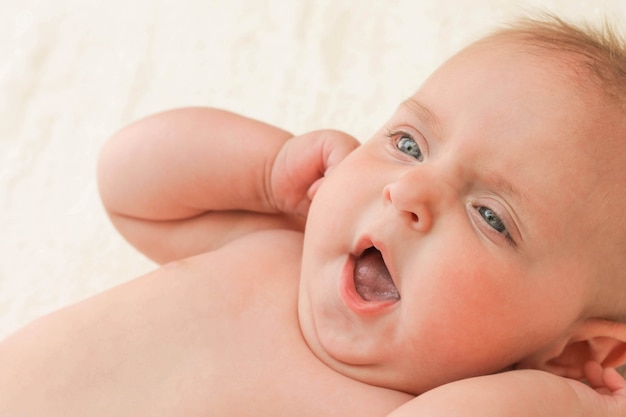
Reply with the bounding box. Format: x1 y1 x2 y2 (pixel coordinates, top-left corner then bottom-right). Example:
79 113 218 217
308 159 381 234
400 251 544 375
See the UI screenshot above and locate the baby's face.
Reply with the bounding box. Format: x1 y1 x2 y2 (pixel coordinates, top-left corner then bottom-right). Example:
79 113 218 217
298 39 624 394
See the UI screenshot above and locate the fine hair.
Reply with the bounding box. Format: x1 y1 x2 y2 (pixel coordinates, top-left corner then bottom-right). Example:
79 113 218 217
488 13 626 105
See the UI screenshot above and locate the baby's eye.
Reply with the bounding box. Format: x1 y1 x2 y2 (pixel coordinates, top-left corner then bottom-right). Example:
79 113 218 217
478 206 506 234
478 207 511 241
395 135 423 161
470 204 516 248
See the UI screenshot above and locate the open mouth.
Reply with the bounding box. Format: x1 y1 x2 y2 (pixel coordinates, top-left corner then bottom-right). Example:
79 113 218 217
353 247 400 302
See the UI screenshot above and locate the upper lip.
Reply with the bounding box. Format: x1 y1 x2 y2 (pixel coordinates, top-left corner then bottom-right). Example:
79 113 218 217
352 235 400 292
353 236 376 258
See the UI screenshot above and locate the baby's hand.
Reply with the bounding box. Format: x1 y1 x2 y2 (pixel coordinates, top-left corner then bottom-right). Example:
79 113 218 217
269 129 359 217
567 362 626 416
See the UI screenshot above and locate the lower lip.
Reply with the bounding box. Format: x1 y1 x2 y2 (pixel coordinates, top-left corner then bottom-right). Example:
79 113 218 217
339 255 399 316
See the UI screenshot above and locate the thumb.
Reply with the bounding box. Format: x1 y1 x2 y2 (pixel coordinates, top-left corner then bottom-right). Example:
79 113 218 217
305 130 359 202
318 129 360 175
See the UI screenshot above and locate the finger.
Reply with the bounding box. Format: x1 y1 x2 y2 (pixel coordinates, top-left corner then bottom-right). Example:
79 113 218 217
307 178 324 201
602 367 626 394
584 361 605 390
320 130 360 174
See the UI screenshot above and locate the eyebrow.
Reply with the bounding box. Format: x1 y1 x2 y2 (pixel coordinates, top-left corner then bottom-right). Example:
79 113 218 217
401 97 527 211
400 97 444 140
491 175 526 209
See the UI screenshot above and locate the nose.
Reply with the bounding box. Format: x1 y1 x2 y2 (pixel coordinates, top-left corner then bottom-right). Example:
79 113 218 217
383 166 454 233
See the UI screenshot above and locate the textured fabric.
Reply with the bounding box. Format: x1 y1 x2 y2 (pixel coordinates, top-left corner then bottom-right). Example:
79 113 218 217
1 0 624 338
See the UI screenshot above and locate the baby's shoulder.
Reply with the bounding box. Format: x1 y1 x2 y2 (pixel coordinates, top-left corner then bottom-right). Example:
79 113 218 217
223 228 304 257
159 229 304 304
169 228 303 274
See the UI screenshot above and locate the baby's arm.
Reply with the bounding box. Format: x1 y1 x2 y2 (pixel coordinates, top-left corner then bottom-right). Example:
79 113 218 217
98 108 358 263
387 364 626 417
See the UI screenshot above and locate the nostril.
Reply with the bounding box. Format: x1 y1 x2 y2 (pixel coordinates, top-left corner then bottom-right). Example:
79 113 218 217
410 212 419 223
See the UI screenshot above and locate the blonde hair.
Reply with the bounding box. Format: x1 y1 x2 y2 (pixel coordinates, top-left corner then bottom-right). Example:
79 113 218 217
488 14 626 104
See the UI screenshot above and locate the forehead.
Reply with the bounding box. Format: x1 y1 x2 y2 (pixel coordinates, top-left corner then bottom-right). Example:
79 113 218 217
418 40 587 129
406 40 625 250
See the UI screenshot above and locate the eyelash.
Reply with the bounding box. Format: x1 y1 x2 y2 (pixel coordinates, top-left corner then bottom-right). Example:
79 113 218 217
385 129 424 162
475 205 516 248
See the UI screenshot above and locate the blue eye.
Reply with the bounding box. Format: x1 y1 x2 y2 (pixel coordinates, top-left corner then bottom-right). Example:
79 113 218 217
478 206 506 234
396 135 423 161
473 205 516 248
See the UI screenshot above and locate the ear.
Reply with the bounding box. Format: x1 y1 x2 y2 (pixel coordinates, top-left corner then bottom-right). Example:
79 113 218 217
518 318 626 380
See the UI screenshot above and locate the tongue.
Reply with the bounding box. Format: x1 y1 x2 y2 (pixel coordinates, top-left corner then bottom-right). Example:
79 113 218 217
354 248 400 302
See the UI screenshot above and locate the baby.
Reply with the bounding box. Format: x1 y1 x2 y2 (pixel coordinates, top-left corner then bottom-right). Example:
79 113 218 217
2 15 626 417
